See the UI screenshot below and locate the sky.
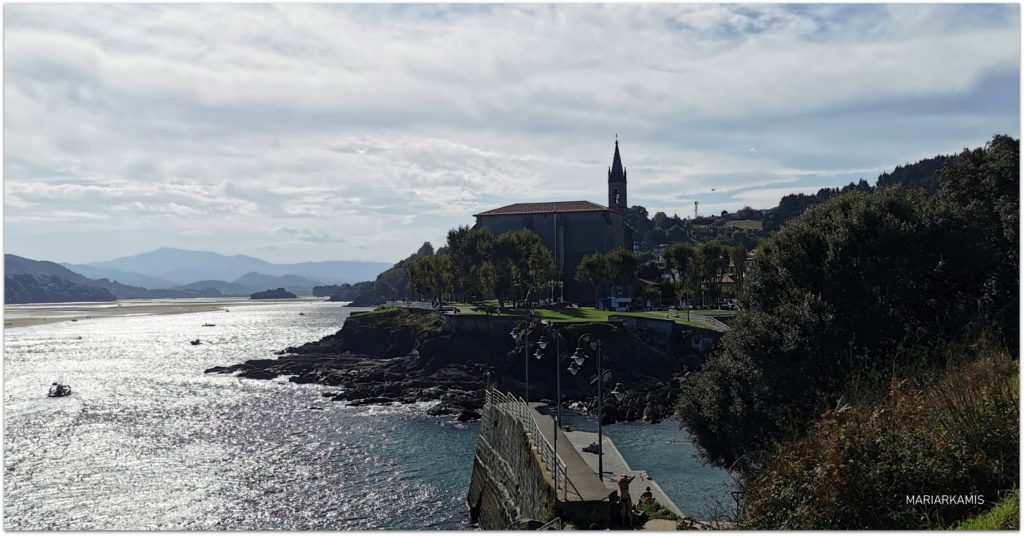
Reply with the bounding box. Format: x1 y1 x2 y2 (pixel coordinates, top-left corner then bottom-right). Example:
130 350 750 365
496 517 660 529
4 3 1020 265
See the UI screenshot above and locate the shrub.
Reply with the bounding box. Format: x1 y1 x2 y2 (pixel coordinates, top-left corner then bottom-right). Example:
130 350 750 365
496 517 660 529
740 353 1018 529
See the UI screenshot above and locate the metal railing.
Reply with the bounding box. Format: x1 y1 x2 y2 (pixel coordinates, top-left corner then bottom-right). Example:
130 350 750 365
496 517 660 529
536 517 562 530
383 300 434 310
483 389 580 501
691 315 730 331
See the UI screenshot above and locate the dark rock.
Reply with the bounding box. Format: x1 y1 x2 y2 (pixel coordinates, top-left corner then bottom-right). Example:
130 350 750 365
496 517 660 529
204 308 699 423
457 409 482 422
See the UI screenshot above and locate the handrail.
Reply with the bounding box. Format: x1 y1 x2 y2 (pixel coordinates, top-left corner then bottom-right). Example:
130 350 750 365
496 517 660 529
482 389 575 500
691 314 730 331
536 517 562 530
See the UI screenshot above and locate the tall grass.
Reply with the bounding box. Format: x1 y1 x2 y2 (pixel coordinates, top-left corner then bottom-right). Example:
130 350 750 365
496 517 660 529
740 352 1018 529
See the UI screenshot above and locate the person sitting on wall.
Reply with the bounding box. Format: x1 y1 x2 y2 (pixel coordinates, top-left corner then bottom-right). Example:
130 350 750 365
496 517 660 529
640 487 654 505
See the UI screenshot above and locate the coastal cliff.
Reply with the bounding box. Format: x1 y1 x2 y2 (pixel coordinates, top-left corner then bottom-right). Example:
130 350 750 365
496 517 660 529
205 308 698 422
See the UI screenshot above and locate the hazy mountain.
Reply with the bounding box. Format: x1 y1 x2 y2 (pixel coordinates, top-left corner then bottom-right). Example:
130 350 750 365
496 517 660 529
5 254 220 301
172 280 252 296
88 248 391 285
5 255 118 303
61 263 181 289
7 254 94 282
231 272 321 293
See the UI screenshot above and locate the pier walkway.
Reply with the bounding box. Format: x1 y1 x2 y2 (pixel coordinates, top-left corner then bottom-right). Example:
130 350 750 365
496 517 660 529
563 430 685 519
525 401 687 526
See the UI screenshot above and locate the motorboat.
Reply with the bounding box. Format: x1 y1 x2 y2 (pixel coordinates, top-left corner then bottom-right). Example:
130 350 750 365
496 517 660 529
190 339 202 345
202 323 216 327
48 383 72 398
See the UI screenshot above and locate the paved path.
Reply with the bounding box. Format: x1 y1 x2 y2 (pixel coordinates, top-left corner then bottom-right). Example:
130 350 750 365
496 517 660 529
562 430 685 519
527 404 611 503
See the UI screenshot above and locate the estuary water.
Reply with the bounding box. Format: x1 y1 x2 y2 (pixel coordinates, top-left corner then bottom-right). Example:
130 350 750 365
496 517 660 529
4 299 732 529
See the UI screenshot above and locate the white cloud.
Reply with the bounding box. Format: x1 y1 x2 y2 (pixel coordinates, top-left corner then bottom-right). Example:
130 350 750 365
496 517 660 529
4 4 1019 264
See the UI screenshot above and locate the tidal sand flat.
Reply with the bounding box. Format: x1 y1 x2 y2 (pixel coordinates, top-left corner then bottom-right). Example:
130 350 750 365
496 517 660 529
3 298 319 329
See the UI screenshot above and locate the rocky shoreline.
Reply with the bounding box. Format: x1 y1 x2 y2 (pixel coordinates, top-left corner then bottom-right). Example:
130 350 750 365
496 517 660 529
205 308 702 423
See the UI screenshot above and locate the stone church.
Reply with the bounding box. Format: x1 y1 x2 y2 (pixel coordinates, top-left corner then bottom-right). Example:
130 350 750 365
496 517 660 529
473 140 634 305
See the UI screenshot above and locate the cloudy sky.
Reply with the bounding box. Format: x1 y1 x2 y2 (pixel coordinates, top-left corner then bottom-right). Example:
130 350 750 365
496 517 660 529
5 4 1019 265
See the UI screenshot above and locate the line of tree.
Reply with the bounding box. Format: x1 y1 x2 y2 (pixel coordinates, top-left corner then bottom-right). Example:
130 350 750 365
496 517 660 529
407 227 556 306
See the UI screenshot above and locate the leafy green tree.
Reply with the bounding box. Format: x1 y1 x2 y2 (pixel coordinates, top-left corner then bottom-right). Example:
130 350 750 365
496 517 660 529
445 225 494 301
697 241 727 307
678 188 946 469
575 252 610 307
605 247 639 296
665 224 688 243
728 244 747 294
664 242 696 306
935 134 1019 350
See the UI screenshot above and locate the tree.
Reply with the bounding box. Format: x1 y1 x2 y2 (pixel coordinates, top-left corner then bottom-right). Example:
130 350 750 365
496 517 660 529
498 229 554 306
664 242 696 306
652 211 669 229
606 247 639 298
665 224 688 243
728 244 747 294
445 226 494 301
697 241 727 307
575 252 610 307
676 187 996 469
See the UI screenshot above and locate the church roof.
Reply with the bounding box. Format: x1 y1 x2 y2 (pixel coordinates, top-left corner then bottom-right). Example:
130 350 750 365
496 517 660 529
474 200 609 217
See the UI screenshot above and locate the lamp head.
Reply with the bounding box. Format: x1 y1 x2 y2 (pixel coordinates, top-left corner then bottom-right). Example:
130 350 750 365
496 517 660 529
533 349 544 360
571 348 587 366
568 364 580 376
611 382 625 402
537 338 548 349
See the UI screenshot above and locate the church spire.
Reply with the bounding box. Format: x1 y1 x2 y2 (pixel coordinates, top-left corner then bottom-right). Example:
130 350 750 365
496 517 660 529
608 136 627 212
609 138 624 183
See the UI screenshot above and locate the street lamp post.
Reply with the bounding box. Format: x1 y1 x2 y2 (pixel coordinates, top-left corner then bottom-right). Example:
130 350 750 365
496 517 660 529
571 334 626 481
537 321 564 500
510 311 539 402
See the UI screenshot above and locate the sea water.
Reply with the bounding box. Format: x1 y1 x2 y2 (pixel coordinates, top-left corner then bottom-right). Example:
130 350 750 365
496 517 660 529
3 300 732 529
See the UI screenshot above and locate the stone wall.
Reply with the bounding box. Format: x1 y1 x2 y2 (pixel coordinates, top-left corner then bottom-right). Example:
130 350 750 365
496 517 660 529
467 408 555 529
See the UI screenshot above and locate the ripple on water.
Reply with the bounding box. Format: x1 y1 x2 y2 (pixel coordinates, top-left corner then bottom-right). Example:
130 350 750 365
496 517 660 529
4 301 479 530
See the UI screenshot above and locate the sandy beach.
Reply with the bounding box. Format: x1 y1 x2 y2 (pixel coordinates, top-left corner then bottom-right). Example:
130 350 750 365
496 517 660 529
3 298 322 329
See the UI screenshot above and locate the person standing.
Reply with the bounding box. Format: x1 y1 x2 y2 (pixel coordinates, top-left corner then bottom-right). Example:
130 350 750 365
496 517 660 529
617 473 635 526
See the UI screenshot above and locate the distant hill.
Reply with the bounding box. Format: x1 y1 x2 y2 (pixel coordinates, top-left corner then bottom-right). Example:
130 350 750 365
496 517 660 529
61 263 180 289
87 248 391 285
250 288 297 300
172 280 252 296
5 254 220 302
6 273 116 304
232 272 321 295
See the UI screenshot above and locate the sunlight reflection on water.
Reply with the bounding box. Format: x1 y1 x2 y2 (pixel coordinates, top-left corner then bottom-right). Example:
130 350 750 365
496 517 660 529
4 301 478 530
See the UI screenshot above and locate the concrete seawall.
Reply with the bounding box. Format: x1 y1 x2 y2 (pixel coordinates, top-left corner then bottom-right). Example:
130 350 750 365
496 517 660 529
467 391 615 529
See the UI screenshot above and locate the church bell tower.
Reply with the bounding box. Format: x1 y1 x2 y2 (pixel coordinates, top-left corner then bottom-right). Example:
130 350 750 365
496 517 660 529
608 137 627 212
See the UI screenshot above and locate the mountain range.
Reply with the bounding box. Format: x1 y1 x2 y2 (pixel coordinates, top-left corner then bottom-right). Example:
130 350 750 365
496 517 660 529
69 248 391 287
5 249 394 303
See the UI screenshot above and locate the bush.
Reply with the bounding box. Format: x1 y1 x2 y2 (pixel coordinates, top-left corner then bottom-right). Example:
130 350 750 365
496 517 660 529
739 353 1018 529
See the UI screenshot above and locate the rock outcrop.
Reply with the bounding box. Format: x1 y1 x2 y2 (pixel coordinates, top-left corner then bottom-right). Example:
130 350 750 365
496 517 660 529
205 308 693 422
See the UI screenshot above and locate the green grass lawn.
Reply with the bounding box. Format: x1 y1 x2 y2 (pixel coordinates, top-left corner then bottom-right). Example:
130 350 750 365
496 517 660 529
725 219 763 231
449 304 723 328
